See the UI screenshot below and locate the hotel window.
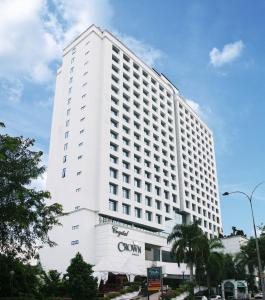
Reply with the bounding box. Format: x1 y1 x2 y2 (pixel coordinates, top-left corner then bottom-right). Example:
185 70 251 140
110 168 118 179
122 204 130 215
75 188 81 192
77 171 82 176
65 120 70 127
78 155 83 160
63 155 67 163
134 166 141 174
71 240 79 245
145 196 152 207
123 126 129 134
123 137 129 145
72 225 79 230
145 171 151 179
165 204 170 213
122 188 130 199
123 149 130 157
67 108 71 116
156 214 162 224
109 183 118 195
110 142 118 152
134 178 141 188
112 54 119 63
112 64 119 74
134 192 141 203
145 211 152 221
134 155 141 163
135 207 141 218
156 200 161 210
62 168 66 178
122 173 130 183
123 161 130 169
155 186 160 196
145 182 151 192
109 199 118 211
112 45 119 54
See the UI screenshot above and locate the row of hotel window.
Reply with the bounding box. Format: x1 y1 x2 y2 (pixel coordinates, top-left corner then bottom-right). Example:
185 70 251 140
109 184 172 210
109 199 163 223
112 45 172 98
110 142 176 167
110 167 177 190
186 201 220 223
178 102 212 139
110 155 177 185
185 192 219 211
109 182 176 203
110 103 174 136
110 129 175 156
111 94 174 130
191 216 219 232
110 68 173 115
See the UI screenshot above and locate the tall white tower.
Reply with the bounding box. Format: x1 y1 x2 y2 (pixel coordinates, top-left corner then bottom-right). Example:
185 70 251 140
40 25 222 274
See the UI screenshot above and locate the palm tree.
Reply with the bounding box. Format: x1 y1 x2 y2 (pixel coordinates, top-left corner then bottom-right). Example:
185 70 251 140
167 221 206 281
203 238 224 294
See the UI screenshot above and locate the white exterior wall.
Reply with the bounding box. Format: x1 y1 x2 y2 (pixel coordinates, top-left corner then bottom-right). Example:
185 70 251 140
175 96 222 237
221 236 248 256
41 24 223 274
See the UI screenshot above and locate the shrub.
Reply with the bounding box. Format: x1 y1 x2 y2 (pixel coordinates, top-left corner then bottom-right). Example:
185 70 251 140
105 292 121 299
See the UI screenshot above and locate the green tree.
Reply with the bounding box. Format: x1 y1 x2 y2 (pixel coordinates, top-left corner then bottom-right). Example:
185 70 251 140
203 238 224 294
0 253 42 297
64 252 98 300
0 124 63 260
41 269 65 297
236 236 265 292
222 254 237 279
167 221 206 281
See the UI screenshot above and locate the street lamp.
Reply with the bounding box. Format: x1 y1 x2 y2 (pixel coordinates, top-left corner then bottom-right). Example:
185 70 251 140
222 181 265 300
10 270 15 296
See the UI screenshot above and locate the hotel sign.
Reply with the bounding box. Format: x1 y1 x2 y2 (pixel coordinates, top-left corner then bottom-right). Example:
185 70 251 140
117 241 141 256
112 226 141 256
112 226 129 237
147 267 162 292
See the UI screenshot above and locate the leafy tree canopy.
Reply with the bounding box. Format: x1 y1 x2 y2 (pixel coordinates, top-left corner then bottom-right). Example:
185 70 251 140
64 252 98 300
0 124 63 260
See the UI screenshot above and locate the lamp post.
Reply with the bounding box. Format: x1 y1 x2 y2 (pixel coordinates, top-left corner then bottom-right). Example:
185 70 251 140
10 270 15 296
222 181 265 300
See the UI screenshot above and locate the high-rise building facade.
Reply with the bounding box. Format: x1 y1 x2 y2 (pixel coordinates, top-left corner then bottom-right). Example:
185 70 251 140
40 25 222 277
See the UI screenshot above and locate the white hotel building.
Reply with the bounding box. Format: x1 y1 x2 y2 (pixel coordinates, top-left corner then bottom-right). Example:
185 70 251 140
40 25 222 279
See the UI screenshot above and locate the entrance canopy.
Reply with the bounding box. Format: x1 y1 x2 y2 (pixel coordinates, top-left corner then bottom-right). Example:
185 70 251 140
93 257 146 279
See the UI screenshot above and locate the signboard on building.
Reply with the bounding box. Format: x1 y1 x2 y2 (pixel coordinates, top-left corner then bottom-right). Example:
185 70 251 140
147 267 162 292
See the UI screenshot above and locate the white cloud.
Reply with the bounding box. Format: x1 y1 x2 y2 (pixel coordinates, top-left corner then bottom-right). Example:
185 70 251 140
116 33 163 67
53 0 113 45
0 0 113 85
209 40 244 67
0 0 163 103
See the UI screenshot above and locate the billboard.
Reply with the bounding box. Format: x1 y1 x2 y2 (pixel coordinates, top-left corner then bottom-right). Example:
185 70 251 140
147 267 162 292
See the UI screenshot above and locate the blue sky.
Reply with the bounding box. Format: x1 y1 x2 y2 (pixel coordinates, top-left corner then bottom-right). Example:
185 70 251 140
1 0 265 236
